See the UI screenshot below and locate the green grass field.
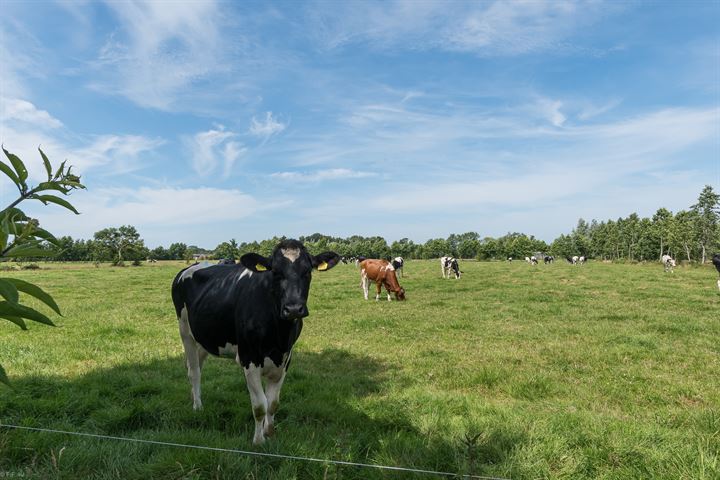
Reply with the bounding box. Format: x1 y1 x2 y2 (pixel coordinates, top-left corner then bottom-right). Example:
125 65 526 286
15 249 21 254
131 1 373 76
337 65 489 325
1 260 718 479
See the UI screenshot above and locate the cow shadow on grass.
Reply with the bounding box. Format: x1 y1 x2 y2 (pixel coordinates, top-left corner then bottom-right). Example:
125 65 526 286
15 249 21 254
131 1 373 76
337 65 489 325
1 349 523 479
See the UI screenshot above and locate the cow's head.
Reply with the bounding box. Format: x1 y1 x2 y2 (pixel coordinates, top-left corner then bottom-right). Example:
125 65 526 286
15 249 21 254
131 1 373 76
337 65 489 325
395 287 406 301
240 239 340 320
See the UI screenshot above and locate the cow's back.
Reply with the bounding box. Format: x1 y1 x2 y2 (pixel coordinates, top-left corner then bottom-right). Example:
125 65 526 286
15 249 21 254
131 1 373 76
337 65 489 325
172 263 249 356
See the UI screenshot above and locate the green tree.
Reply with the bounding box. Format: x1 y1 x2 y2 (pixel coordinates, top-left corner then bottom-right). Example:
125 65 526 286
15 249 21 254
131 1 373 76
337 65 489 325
168 242 187 260
214 238 239 260
652 208 674 259
690 185 720 263
93 225 146 265
0 147 85 384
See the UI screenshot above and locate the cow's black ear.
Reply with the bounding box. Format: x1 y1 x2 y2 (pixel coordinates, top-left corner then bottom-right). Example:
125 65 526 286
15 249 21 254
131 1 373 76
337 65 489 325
240 253 271 272
312 252 340 271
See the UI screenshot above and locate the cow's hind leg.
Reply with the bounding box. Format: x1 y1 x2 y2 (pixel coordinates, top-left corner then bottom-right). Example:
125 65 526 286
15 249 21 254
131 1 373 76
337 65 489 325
243 363 268 445
179 307 207 410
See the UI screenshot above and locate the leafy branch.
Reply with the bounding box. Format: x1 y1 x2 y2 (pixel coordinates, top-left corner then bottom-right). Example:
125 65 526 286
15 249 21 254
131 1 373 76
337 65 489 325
0 147 85 384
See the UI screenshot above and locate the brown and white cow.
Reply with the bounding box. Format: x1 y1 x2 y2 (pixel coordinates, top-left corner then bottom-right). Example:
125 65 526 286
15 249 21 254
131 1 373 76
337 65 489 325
359 259 406 301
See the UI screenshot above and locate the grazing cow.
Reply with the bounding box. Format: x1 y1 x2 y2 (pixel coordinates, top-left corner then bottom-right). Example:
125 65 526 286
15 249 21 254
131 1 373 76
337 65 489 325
661 254 676 273
712 253 720 291
171 239 340 445
524 256 531 263
544 255 554 264
578 256 586 265
217 258 235 265
530 256 538 265
359 259 406 301
507 257 513 262
391 256 404 277
440 256 461 279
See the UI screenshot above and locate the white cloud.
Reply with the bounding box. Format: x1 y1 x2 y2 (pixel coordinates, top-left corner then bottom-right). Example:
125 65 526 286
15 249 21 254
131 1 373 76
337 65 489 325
270 168 376 182
185 125 245 178
91 0 226 110
308 0 615 56
1 98 63 129
32 186 267 245
249 112 287 140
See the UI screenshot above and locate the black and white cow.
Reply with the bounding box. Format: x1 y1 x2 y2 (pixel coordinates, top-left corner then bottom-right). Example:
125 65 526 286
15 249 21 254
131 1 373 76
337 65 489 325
543 255 554 264
661 254 676 273
712 253 720 291
530 256 538 265
440 256 461 279
391 256 404 277
578 256 586 265
171 239 340 445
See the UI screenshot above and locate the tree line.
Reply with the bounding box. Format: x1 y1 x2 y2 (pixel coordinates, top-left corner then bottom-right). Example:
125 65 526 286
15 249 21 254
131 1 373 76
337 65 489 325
35 185 719 264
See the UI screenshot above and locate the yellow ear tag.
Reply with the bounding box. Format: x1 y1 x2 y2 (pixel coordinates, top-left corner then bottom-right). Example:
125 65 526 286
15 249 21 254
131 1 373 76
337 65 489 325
255 263 267 271
317 261 329 271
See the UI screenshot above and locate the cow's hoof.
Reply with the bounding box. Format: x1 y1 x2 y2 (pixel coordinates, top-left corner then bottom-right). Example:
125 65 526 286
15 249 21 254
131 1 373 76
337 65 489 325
264 422 275 437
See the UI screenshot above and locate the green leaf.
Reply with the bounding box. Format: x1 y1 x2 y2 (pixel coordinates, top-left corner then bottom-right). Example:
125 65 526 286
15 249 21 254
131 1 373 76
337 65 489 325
0 229 7 252
4 315 27 330
53 160 67 180
36 182 70 195
30 227 58 245
2 147 28 184
0 279 19 304
39 147 52 180
0 159 20 186
0 363 8 386
32 194 80 214
4 244 54 258
0 301 55 326
2 278 62 315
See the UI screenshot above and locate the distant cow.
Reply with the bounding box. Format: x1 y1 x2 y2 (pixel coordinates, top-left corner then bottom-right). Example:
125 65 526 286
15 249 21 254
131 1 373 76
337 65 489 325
440 256 461 279
171 239 340 445
524 256 531 263
360 259 405 301
544 255 554 264
507 257 513 262
578 256 586 265
530 256 538 265
712 253 720 291
391 256 404 277
661 254 676 273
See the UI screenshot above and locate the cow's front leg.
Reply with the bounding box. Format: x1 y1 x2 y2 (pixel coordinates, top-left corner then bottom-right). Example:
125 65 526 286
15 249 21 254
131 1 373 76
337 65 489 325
242 362 268 445
375 281 382 301
263 367 286 437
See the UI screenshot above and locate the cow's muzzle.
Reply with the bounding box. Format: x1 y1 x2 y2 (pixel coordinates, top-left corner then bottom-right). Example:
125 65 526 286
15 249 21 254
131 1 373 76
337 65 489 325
281 303 308 320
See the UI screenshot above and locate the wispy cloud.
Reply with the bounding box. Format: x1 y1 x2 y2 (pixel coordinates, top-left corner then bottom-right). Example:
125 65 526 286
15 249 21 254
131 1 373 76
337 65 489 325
270 168 376 182
249 112 287 141
307 0 616 56
185 125 245 178
90 0 226 110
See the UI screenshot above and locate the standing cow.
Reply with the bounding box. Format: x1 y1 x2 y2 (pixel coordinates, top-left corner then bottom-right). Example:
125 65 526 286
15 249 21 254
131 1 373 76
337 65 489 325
440 256 461 279
171 239 339 445
359 259 406 301
391 256 404 277
713 253 720 291
661 254 676 273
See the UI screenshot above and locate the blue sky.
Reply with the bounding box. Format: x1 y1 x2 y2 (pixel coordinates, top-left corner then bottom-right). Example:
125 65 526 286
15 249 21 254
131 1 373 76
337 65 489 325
1 0 718 248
